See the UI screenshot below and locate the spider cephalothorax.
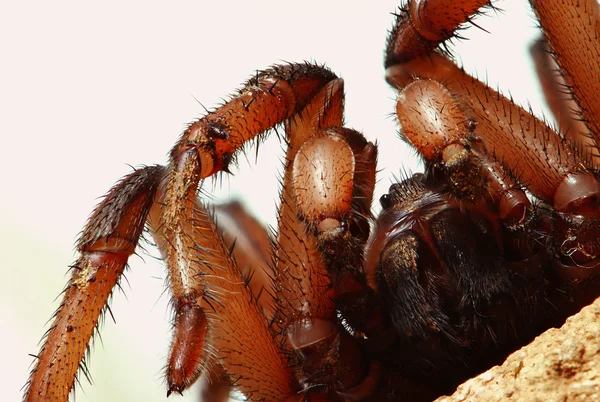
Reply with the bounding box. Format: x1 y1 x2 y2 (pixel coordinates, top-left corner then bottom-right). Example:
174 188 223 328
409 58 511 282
25 0 600 401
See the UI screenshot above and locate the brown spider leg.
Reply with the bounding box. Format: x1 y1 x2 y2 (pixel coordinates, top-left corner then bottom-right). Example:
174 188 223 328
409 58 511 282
530 38 595 165
273 81 343 387
386 54 598 211
388 54 600 275
297 132 385 401
274 86 344 344
23 165 166 402
190 202 275 402
150 190 297 401
148 193 209 397
289 126 380 397
213 201 275 319
396 79 533 228
197 366 231 402
531 0 600 143
386 3 600 284
385 0 490 68
293 127 378 304
385 4 598 207
292 126 389 352
241 72 383 398
156 63 344 400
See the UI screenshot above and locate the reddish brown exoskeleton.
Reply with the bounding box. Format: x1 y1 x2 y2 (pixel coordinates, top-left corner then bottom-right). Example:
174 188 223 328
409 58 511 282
24 1 600 401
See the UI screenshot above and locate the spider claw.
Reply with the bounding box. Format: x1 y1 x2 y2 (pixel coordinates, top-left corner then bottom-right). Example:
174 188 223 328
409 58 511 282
166 385 184 397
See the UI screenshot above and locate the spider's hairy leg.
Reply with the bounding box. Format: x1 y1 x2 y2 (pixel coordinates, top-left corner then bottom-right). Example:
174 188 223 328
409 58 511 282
150 192 297 401
531 0 600 144
184 202 275 401
386 1 600 213
23 166 166 402
389 51 600 282
272 78 382 398
214 201 276 319
525 0 600 287
292 126 388 351
293 128 384 400
153 63 347 400
385 0 490 68
530 38 595 163
385 2 587 205
273 78 346 388
386 2 581 202
150 201 276 399
396 79 533 226
388 54 597 210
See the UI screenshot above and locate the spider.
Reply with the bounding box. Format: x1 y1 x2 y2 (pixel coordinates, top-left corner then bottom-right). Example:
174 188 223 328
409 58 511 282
22 0 600 401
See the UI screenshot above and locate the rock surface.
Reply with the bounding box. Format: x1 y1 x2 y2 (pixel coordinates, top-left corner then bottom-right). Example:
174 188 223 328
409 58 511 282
436 298 600 402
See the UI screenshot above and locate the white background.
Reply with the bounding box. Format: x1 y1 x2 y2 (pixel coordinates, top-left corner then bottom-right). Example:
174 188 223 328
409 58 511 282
2 1 551 401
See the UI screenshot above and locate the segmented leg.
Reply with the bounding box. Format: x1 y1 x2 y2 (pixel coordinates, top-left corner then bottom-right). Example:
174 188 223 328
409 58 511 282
24 166 165 402
531 0 600 141
214 201 276 318
150 63 345 401
386 1 600 268
150 189 296 400
386 0 600 213
194 202 273 402
276 80 379 396
385 0 491 68
25 62 380 402
530 38 595 163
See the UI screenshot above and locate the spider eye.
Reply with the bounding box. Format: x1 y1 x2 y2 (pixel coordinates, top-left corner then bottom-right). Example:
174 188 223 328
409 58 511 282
380 193 392 209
